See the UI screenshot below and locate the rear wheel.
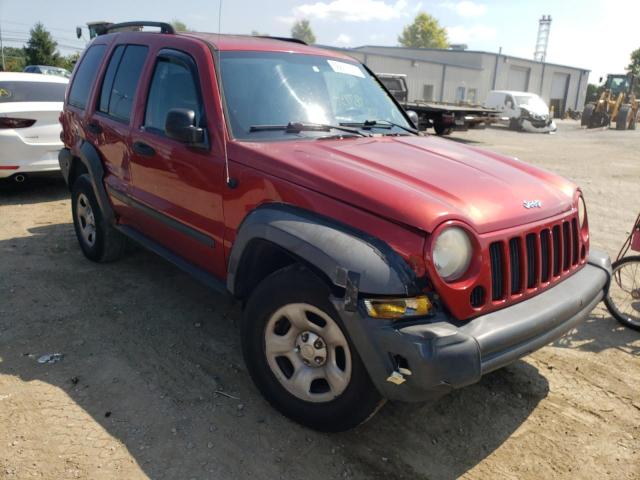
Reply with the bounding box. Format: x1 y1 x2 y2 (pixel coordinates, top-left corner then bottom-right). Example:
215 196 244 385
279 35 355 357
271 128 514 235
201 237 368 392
241 265 383 431
604 256 640 331
616 104 631 130
71 174 127 262
581 103 594 127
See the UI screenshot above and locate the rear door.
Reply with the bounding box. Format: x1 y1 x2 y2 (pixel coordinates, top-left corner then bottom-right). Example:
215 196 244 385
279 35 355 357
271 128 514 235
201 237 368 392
127 45 226 278
89 43 149 200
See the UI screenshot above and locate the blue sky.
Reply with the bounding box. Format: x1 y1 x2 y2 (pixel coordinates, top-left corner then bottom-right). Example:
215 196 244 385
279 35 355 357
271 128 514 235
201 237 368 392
1 0 638 83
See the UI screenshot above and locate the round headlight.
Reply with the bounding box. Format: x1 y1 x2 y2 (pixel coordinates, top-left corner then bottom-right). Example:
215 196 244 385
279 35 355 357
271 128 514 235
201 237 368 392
433 227 472 282
578 196 587 227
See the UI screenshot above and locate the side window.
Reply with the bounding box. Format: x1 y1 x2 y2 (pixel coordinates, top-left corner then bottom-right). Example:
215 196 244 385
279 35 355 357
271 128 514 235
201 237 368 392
144 54 202 134
98 45 148 122
68 44 107 109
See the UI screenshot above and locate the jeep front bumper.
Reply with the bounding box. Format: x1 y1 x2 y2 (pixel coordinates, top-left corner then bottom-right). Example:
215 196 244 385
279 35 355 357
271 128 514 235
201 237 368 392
334 249 611 402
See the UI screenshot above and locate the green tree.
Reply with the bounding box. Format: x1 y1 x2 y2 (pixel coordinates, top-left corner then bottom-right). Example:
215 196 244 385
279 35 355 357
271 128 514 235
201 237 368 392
171 20 189 32
291 19 316 44
628 47 640 76
3 47 26 72
398 12 448 49
60 52 80 71
23 22 61 66
585 83 598 104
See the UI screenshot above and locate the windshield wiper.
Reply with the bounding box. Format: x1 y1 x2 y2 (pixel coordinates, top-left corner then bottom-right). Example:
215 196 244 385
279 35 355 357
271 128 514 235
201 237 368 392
249 122 369 137
340 119 418 135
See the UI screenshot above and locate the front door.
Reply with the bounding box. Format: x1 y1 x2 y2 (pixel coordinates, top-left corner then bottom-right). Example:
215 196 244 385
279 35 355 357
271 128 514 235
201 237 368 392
128 47 226 279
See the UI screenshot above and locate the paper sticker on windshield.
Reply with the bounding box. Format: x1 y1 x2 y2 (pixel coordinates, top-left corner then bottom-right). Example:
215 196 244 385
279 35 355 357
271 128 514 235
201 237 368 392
327 60 364 78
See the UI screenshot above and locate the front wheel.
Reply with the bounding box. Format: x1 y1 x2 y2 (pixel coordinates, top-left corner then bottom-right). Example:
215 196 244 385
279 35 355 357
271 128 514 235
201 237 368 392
241 265 383 431
604 256 640 331
581 103 594 127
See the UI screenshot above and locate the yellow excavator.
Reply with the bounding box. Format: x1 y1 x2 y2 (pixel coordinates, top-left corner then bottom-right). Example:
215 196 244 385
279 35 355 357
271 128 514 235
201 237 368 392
582 73 638 130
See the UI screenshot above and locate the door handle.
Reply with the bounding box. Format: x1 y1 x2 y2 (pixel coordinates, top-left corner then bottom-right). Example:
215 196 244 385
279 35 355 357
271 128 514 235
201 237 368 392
133 141 156 157
86 122 102 134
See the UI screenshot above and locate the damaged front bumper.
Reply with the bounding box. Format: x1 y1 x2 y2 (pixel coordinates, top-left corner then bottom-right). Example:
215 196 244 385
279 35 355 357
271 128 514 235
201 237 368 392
334 249 611 402
521 117 557 133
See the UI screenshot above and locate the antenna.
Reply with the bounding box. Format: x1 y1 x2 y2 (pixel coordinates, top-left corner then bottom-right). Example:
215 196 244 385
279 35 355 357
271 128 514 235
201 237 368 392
534 15 551 62
216 0 235 188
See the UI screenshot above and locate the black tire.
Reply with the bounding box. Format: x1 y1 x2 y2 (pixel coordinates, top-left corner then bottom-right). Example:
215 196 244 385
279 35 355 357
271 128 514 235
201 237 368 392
71 174 127 262
629 110 638 130
581 104 594 127
433 120 452 135
508 117 522 131
616 104 631 130
241 264 383 432
604 256 640 331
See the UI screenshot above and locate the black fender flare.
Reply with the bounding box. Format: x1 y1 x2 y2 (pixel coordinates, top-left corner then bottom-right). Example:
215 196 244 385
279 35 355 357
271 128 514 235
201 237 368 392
227 204 422 300
61 141 116 225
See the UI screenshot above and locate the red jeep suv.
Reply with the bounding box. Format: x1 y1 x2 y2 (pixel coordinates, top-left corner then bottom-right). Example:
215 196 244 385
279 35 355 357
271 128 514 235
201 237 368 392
58 22 611 431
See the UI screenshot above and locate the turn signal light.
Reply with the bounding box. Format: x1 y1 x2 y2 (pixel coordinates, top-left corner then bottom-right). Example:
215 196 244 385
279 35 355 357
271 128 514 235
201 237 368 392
364 295 432 319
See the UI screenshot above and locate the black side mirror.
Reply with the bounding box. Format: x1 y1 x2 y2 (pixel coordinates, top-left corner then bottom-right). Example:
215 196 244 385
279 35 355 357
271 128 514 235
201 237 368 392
406 110 419 128
165 108 205 144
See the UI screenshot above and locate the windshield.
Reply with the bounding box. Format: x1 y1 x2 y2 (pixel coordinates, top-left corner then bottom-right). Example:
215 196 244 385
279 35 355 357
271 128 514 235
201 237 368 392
514 94 547 110
219 51 411 140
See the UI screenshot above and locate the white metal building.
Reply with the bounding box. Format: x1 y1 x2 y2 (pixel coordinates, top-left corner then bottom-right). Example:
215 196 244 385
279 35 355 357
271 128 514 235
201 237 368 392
322 45 590 116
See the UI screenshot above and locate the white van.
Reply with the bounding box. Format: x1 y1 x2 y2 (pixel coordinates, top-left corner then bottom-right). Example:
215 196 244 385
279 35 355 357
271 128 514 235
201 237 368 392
486 90 557 133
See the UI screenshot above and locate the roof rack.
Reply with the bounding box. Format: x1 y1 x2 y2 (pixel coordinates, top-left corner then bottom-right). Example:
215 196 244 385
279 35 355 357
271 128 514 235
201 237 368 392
257 36 308 46
95 21 175 36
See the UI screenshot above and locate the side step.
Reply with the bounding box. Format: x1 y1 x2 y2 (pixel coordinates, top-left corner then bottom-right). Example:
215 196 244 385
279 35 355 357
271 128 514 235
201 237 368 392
116 225 229 295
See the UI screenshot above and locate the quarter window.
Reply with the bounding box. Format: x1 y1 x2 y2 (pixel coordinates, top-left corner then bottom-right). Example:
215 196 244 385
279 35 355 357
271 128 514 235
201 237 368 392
144 55 201 134
98 45 148 122
68 44 106 109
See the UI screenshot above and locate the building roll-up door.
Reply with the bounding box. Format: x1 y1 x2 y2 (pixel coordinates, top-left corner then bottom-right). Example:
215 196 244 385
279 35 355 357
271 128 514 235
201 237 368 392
550 72 570 117
507 66 530 91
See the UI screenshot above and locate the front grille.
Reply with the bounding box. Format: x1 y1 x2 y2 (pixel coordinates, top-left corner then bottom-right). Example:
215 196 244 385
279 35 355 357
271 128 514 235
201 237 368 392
489 242 504 301
509 238 522 294
525 233 537 288
487 215 583 303
470 286 485 307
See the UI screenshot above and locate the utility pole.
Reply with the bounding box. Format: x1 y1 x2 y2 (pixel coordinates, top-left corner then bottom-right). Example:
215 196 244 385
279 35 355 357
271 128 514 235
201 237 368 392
0 21 5 71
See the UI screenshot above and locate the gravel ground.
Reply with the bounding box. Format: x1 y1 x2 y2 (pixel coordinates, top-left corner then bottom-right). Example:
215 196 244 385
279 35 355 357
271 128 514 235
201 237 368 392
0 120 638 480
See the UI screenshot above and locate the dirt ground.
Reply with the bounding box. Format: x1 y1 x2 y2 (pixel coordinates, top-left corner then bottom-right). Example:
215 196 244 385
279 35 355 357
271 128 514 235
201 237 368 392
0 120 638 480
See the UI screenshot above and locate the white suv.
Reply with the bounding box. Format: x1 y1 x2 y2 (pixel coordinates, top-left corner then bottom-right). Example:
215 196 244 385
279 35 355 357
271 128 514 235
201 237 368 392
0 72 68 182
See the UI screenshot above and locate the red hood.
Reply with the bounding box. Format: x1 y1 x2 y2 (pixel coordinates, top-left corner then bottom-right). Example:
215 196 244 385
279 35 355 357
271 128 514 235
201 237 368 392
231 135 577 234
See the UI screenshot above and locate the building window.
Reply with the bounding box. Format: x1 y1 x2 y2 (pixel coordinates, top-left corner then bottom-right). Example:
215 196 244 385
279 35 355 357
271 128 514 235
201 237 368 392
467 88 477 104
455 86 466 102
423 84 434 101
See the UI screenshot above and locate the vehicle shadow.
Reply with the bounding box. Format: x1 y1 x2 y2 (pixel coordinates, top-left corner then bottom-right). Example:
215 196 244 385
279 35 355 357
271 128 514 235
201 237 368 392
0 223 550 480
552 308 640 356
443 134 483 145
0 175 68 205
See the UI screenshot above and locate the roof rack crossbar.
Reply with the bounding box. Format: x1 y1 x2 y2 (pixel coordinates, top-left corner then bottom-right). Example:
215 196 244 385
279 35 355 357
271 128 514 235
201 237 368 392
96 21 175 36
257 36 307 46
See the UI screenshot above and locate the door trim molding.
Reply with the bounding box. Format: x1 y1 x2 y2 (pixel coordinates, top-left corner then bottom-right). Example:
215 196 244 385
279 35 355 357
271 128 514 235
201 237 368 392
107 186 215 248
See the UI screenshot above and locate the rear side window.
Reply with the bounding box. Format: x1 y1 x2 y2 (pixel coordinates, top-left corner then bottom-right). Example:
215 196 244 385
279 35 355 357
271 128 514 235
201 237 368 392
68 44 107 109
0 81 67 103
144 55 201 133
98 45 148 122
